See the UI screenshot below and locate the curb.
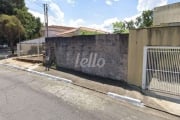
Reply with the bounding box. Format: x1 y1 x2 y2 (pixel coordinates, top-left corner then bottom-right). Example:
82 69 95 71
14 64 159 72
1 63 144 107
27 69 72 83
107 92 144 107
1 63 179 117
0 64 72 83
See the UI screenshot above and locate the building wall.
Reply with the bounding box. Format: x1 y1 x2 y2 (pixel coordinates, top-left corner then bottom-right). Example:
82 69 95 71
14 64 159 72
128 26 180 87
153 2 180 26
46 34 129 81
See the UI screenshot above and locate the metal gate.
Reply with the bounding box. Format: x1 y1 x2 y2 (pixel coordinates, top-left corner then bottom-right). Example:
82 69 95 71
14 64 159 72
142 46 180 96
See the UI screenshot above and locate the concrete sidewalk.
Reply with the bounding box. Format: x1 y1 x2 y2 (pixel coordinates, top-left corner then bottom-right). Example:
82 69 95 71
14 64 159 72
0 58 180 117
35 66 180 116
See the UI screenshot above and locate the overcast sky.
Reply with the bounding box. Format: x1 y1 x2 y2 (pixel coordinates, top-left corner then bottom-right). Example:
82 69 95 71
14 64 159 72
25 0 180 32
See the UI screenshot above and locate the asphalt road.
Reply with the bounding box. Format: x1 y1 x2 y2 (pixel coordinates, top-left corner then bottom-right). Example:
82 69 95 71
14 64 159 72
0 66 178 120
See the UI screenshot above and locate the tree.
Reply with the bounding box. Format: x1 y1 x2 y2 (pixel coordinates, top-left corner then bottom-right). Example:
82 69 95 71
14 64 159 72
0 0 14 15
0 14 25 54
15 9 42 39
125 20 136 29
34 18 42 37
112 10 153 33
135 16 142 28
113 21 128 33
112 20 136 33
0 0 25 15
142 10 153 27
0 0 42 40
135 10 153 28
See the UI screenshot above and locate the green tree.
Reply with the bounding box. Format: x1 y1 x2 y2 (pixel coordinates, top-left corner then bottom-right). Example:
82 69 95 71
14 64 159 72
112 20 136 33
15 9 42 39
125 20 136 29
34 18 42 37
112 10 153 33
0 0 25 15
142 10 153 27
135 10 153 28
0 0 14 15
0 14 25 54
113 21 128 33
135 16 142 28
0 0 42 40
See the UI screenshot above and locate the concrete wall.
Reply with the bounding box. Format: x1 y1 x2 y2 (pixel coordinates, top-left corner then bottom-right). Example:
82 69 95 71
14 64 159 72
128 26 180 87
46 34 128 81
153 2 180 26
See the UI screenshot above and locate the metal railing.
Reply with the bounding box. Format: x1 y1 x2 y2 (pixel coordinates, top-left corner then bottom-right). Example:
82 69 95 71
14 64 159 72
142 46 180 96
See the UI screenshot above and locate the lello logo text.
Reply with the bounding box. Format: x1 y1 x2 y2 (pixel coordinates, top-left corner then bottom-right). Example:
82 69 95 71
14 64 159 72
75 53 105 68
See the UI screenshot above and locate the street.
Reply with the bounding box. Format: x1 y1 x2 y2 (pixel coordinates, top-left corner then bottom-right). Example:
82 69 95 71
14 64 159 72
0 65 178 120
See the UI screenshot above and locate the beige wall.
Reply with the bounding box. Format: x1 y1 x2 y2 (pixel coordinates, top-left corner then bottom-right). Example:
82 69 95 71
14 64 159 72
128 26 180 87
153 2 180 26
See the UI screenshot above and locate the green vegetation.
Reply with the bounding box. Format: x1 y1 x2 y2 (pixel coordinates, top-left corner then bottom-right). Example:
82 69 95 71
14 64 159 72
0 0 42 54
135 10 153 28
0 14 25 54
15 8 42 39
113 21 128 34
79 30 100 35
113 10 153 33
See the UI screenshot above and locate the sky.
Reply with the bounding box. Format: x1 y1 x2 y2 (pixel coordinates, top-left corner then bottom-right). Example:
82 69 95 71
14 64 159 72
25 0 180 32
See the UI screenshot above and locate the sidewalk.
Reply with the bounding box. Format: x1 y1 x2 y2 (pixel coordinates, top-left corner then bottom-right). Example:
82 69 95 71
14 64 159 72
0 58 180 116
35 66 180 116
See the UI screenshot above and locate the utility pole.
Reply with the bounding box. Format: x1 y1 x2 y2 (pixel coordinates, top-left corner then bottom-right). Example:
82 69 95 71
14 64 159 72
42 3 48 57
19 31 21 56
43 3 48 37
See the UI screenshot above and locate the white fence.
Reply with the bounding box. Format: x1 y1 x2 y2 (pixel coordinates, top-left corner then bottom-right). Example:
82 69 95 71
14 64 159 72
17 43 44 56
142 46 180 96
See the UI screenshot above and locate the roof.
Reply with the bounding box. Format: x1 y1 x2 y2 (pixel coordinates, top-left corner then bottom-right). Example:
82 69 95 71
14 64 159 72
55 26 109 37
20 26 109 44
42 25 76 33
79 27 109 34
49 25 76 30
56 28 77 37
